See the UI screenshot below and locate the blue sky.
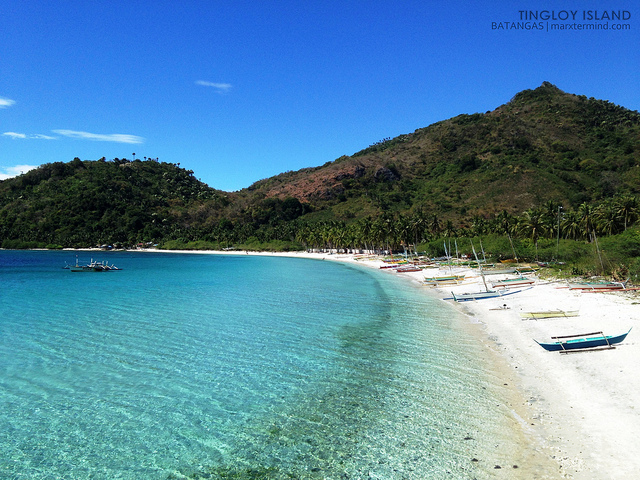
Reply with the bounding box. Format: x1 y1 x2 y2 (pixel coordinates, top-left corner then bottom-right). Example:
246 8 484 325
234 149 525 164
1 1 637 190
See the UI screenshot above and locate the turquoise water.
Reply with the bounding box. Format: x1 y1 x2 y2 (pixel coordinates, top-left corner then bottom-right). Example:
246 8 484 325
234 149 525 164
0 251 526 479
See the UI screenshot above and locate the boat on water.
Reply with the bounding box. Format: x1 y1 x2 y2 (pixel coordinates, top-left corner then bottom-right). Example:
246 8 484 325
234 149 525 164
535 328 631 352
520 310 579 319
65 259 121 272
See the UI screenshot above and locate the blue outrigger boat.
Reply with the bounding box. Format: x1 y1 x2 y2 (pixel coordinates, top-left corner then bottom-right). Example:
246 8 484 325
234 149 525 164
535 328 632 352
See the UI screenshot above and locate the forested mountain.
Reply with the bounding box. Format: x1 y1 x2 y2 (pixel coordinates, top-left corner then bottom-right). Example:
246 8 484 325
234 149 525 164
239 82 640 220
0 158 231 247
1 82 639 253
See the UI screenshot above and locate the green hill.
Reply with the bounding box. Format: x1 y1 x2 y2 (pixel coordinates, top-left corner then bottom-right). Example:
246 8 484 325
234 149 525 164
0 158 231 247
238 82 640 221
1 82 639 251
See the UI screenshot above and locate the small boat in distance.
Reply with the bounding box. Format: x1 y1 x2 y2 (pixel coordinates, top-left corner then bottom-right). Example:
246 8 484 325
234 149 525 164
65 258 121 272
535 328 631 352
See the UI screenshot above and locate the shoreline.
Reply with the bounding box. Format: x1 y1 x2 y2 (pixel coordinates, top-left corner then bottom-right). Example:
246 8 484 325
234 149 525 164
328 251 640 479
80 248 640 477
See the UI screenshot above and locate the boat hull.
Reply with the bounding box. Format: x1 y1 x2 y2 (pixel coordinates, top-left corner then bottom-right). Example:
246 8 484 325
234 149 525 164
491 279 535 288
448 288 527 302
65 260 121 272
520 310 579 319
536 329 631 351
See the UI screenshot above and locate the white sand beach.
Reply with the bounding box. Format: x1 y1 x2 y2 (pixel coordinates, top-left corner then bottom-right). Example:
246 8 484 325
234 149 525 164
143 249 640 478
334 253 640 480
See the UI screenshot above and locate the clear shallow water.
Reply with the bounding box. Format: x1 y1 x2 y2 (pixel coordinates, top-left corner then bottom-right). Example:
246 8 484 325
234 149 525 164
1 251 526 479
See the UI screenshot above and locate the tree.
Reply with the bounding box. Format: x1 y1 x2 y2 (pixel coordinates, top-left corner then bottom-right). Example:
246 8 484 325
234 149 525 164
577 202 596 241
518 208 546 260
429 214 441 237
492 210 516 236
615 195 638 231
594 201 622 236
561 210 581 240
443 220 457 238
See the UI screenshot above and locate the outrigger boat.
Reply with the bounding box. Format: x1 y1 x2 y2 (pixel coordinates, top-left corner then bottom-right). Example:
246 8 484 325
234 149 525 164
481 268 517 275
423 274 465 286
447 288 529 302
569 281 626 291
65 258 121 272
424 274 465 282
395 266 422 273
535 328 631 352
446 241 531 301
490 277 535 288
520 310 579 319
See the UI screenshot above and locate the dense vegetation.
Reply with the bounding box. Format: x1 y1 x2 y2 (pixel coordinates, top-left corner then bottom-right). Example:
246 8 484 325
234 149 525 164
1 82 639 277
0 157 230 248
238 82 640 221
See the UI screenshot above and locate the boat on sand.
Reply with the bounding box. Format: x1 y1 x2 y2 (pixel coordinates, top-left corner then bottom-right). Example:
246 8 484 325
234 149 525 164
446 287 530 302
520 310 579 319
535 328 631 352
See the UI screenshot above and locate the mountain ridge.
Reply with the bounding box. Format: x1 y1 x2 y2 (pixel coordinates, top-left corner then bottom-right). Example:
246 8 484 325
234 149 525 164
234 81 639 221
1 81 639 248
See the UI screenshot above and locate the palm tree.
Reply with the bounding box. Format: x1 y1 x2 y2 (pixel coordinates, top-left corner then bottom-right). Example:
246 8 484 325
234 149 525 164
443 220 457 238
374 214 397 254
541 200 562 239
408 213 426 254
491 210 516 236
471 215 487 236
561 210 581 240
594 201 622 236
577 203 596 241
358 217 374 253
308 228 321 251
296 224 312 250
615 195 638 231
429 214 441 238
332 225 348 253
518 208 546 260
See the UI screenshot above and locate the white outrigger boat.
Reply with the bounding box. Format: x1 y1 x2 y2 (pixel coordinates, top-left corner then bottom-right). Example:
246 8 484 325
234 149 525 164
65 258 121 272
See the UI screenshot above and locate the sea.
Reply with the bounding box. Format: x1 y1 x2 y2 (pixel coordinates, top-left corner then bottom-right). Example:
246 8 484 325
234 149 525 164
0 250 537 479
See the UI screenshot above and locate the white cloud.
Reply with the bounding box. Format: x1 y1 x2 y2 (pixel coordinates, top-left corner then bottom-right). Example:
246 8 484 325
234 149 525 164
0 97 16 108
0 164 39 180
3 131 27 139
196 80 232 93
3 131 56 140
53 129 144 144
